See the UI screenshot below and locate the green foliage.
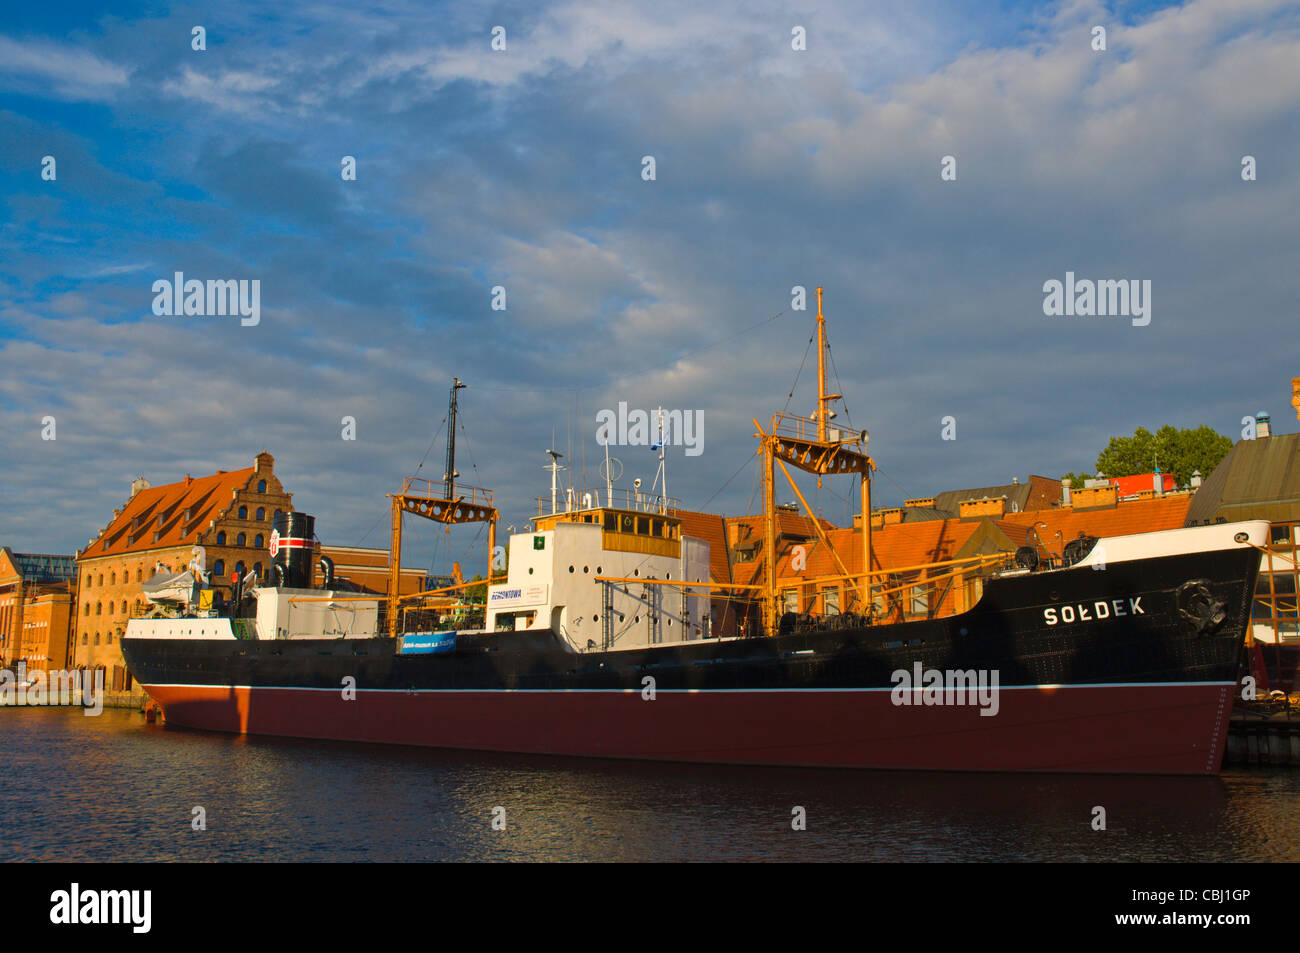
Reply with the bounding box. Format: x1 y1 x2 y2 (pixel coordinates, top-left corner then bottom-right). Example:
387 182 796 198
465 573 486 603
1091 425 1232 487
1061 471 1094 488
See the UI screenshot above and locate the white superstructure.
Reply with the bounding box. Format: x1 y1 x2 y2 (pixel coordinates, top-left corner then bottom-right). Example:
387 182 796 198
486 494 712 652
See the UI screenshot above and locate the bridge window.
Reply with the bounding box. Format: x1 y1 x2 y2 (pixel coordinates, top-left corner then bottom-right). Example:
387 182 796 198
604 513 616 531
636 517 649 534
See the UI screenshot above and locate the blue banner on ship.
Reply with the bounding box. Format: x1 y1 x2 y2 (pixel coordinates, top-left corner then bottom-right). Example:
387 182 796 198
398 631 457 655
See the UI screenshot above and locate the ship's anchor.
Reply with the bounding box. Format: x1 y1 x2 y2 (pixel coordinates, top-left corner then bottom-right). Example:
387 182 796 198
1176 579 1226 635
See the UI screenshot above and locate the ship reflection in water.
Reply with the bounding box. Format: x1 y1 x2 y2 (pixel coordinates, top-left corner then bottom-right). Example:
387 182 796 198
3 708 1296 862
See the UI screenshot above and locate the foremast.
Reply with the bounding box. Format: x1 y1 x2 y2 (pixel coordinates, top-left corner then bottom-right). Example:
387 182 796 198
755 287 874 635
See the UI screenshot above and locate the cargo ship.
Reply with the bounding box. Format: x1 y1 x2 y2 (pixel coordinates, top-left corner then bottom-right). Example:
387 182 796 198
121 291 1266 774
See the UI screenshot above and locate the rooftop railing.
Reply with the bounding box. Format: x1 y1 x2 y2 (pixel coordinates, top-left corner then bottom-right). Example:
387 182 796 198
396 477 495 509
535 487 680 518
768 411 865 446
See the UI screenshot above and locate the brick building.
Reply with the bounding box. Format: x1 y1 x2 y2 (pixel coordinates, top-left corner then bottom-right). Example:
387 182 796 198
74 451 293 687
0 548 77 673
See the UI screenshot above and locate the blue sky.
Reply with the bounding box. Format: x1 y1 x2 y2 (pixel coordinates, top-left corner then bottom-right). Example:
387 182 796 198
2 0 1298 574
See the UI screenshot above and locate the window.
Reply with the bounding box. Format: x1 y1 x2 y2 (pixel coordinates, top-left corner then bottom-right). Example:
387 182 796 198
822 587 840 615
255 534 263 547
121 601 127 614
81 633 87 646
217 531 226 545
604 513 616 530
636 517 649 535
254 562 262 578
95 602 101 615
256 507 265 520
94 633 100 645
107 632 113 644
235 561 246 577
213 560 225 576
97 574 103 586
782 589 798 613
237 532 247 546
652 519 662 537
110 572 116 585
622 515 634 532
238 506 248 519
258 480 267 493
137 568 143 582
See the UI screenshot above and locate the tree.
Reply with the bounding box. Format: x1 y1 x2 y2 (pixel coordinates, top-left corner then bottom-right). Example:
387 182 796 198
1091 425 1232 487
1061 471 1094 489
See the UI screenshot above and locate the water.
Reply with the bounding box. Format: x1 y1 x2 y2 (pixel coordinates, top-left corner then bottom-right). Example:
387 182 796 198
3 707 1297 862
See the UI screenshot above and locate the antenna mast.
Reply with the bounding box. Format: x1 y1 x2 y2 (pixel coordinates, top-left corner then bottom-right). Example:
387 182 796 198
443 378 466 497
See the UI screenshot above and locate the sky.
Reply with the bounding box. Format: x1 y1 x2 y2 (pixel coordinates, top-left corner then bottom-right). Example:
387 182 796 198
1 0 1297 575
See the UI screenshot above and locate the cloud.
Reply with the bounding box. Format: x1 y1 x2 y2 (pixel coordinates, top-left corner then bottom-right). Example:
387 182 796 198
0 35 128 101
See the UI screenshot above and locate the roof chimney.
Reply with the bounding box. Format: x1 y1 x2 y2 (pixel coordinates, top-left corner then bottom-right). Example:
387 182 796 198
1256 412 1271 439
1061 477 1073 507
130 476 151 499
1153 466 1162 496
1191 469 1202 489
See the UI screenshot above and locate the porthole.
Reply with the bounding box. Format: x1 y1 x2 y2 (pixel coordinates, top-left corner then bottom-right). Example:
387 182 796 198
583 566 589 574
593 614 599 622
633 569 640 577
596 566 602 574
528 567 534 575
569 565 575 573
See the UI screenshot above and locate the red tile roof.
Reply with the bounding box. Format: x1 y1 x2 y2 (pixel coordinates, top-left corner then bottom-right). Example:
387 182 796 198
672 509 732 585
83 468 257 558
999 495 1193 554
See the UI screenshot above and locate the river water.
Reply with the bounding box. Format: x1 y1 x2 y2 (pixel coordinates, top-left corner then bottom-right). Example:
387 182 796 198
2 707 1297 862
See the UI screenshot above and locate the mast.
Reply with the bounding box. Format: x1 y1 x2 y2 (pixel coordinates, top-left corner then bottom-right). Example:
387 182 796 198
444 378 465 498
545 449 565 515
755 286 873 636
817 287 829 442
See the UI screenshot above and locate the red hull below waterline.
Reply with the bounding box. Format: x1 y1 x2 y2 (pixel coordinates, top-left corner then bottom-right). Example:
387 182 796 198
142 681 1236 775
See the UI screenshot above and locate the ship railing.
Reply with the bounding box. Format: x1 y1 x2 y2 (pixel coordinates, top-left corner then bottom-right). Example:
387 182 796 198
535 487 680 517
396 477 495 509
768 412 865 447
